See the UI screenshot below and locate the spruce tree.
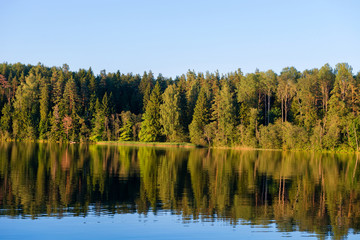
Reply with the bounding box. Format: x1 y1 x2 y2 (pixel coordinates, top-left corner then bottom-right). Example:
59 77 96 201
90 98 105 141
139 82 162 142
189 88 209 145
119 121 133 141
39 82 50 139
160 84 185 142
61 76 79 116
139 71 154 111
119 111 134 141
49 104 65 141
0 102 12 139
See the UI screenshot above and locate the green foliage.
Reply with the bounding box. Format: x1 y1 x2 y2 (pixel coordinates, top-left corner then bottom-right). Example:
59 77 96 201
0 103 12 140
139 71 154 111
39 82 50 139
78 117 90 142
189 88 210 145
139 82 162 142
282 122 309 150
0 61 360 151
258 121 282 149
118 111 134 141
90 98 105 142
237 108 259 147
119 121 133 141
160 84 185 142
61 76 80 116
212 82 236 146
49 104 64 141
294 69 319 130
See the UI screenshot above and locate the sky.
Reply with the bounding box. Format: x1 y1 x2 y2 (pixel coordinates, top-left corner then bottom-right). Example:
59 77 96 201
1 0 359 78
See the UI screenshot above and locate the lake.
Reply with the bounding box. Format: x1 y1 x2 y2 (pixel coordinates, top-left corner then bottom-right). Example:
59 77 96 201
0 143 359 240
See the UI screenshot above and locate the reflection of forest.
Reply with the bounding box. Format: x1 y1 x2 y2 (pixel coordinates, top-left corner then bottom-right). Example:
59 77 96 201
0 143 360 239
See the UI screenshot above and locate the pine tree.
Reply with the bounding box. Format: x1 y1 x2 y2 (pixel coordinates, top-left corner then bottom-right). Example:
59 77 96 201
277 67 299 122
189 88 210 145
139 82 162 142
259 70 277 125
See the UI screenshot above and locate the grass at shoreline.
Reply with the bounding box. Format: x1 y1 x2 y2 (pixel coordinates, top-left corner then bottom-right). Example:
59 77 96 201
96 141 201 148
1 140 358 153
95 141 359 153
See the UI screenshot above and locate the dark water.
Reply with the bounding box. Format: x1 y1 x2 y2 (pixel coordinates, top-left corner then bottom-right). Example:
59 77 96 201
0 143 359 240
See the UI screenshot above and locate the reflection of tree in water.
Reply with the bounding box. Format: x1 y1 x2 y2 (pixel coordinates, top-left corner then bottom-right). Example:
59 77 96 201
0 143 360 239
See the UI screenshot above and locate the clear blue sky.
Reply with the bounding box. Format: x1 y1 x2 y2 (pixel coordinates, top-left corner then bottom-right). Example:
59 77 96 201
1 0 359 77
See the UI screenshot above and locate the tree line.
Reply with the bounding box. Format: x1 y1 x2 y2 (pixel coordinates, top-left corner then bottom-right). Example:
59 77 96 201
0 62 359 150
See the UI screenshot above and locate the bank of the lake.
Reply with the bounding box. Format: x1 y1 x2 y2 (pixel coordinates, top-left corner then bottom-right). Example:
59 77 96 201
96 141 201 148
95 141 360 153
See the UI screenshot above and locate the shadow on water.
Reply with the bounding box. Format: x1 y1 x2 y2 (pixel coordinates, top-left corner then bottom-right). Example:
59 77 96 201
0 142 360 239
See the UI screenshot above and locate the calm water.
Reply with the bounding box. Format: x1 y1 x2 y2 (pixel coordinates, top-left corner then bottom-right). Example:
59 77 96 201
0 143 359 240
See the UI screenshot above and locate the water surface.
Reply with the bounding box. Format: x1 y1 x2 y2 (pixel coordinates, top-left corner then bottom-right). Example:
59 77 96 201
0 143 359 239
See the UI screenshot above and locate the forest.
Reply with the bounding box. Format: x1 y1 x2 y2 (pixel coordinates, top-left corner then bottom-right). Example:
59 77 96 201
0 62 359 151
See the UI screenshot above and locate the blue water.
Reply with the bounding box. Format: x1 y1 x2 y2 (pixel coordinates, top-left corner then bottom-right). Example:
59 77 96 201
0 212 337 240
1 143 360 239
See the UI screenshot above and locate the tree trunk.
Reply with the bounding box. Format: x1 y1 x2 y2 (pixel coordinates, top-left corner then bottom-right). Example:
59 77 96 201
285 99 288 122
264 93 267 125
268 94 270 125
354 123 359 152
281 99 284 123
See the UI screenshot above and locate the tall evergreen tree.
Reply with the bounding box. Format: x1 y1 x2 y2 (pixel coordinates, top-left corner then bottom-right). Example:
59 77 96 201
119 111 134 141
139 71 154 111
90 99 105 141
39 82 50 139
0 102 12 139
139 82 162 142
160 84 185 142
189 88 210 145
61 76 80 116
49 104 64 141
185 70 200 127
102 92 112 141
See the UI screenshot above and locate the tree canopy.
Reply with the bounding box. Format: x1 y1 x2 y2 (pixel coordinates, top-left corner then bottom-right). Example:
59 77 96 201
0 62 359 151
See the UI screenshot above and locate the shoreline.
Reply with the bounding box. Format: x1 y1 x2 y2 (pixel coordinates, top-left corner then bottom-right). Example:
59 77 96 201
1 140 358 153
95 141 201 148
95 141 359 154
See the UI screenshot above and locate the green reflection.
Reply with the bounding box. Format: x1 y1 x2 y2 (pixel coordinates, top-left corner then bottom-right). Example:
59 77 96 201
0 143 360 239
